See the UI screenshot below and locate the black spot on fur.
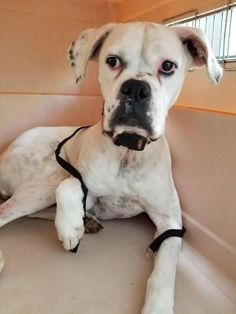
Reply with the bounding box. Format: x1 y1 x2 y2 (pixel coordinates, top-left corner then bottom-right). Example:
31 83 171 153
215 74 220 83
69 51 75 61
76 76 82 84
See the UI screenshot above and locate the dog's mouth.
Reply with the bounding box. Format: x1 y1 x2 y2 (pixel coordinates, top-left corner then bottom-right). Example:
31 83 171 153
105 129 159 151
104 111 160 150
103 98 159 151
106 131 148 151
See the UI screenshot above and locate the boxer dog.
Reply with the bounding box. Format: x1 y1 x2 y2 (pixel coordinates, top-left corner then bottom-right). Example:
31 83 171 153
0 22 222 313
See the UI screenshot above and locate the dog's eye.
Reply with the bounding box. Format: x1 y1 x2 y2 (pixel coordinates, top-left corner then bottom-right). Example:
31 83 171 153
159 60 177 76
106 56 122 69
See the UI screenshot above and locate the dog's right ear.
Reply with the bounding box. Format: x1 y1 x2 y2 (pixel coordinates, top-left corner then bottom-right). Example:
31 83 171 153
68 23 117 86
172 26 223 84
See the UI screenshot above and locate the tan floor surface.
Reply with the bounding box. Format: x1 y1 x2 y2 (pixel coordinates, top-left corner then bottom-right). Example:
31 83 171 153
0 214 235 314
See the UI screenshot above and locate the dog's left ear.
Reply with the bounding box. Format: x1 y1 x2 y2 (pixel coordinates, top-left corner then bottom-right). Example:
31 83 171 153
68 23 117 86
172 26 223 84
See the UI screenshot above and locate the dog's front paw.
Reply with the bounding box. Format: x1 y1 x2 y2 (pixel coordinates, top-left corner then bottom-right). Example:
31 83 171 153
55 217 85 251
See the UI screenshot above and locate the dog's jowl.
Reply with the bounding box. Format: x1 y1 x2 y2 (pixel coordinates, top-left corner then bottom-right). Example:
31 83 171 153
0 22 222 313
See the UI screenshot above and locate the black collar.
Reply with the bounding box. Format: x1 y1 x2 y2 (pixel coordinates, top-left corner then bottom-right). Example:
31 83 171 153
105 131 149 151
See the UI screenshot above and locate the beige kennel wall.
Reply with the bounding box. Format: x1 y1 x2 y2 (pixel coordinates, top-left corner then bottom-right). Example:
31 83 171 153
166 107 236 280
1 0 236 279
0 0 115 153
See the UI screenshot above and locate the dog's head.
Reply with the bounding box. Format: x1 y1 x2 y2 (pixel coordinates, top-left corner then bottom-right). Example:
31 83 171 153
68 22 222 145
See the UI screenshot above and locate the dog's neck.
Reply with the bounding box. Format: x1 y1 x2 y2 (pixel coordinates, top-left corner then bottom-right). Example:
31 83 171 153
64 120 157 162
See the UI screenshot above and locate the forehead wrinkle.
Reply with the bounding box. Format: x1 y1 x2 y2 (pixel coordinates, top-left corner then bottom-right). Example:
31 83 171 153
143 28 182 68
124 24 147 72
136 24 148 71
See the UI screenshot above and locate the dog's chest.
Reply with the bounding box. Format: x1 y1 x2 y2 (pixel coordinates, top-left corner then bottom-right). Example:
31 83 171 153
83 150 149 196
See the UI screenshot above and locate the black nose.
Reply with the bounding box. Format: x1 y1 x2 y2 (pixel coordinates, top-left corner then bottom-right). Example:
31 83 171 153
120 79 151 102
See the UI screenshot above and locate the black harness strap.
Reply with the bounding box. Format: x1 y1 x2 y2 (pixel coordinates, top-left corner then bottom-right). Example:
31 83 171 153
146 226 186 258
55 126 90 213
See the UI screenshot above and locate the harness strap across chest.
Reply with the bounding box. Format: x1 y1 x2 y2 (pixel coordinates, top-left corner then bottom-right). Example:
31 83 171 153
55 126 186 256
55 126 90 213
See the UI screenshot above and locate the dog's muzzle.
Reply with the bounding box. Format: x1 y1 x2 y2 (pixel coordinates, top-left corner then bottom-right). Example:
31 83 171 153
109 79 153 132
107 79 154 150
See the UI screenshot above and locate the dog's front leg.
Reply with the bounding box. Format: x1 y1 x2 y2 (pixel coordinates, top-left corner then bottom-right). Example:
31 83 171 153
55 177 85 251
142 195 182 314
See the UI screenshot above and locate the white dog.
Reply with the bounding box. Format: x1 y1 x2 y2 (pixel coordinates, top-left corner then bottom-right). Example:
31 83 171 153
0 22 222 313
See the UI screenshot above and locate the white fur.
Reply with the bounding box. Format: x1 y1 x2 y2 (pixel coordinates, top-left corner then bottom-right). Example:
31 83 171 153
0 22 222 313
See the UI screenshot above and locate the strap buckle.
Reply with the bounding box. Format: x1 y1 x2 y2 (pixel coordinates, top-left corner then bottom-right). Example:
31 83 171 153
146 247 156 259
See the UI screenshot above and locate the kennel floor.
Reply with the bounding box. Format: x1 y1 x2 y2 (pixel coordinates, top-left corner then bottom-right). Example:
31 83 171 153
0 213 235 314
